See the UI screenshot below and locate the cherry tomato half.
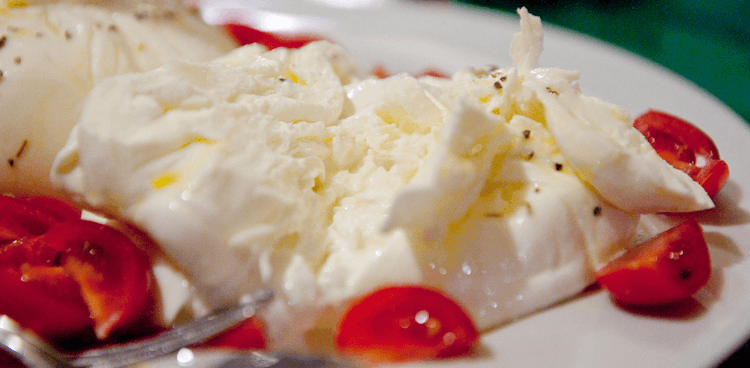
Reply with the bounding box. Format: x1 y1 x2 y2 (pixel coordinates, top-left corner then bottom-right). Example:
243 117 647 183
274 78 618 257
336 285 479 363
595 217 711 306
0 196 156 344
634 110 729 198
42 219 156 340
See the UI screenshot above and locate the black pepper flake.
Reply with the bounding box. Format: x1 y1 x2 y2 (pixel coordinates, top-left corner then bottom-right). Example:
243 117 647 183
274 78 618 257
0 35 6 48
680 268 692 280
15 140 28 159
484 213 501 218
108 24 118 32
0 69 4 82
14 56 21 64
522 129 531 139
555 163 563 171
526 151 535 160
279 78 287 82
499 75 507 82
534 187 541 193
7 140 28 168
593 206 602 216
546 87 559 95
64 30 73 40
493 80 502 90
135 12 148 20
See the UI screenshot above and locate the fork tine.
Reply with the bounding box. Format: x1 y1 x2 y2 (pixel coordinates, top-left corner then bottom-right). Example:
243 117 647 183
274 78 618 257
70 288 273 368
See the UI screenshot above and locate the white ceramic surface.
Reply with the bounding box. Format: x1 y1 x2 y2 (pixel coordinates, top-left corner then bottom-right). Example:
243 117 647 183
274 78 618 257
178 1 750 367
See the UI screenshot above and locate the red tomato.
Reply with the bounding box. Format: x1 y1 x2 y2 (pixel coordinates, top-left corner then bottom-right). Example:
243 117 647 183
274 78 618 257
18 196 82 222
222 23 324 49
199 317 267 350
335 285 479 362
0 196 80 243
414 68 450 78
0 196 156 344
0 266 94 341
634 110 729 198
0 350 25 368
370 64 391 79
41 219 156 340
595 217 711 305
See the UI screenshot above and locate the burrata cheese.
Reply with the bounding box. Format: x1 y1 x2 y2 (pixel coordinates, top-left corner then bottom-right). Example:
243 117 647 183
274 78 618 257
0 0 236 196
51 8 713 349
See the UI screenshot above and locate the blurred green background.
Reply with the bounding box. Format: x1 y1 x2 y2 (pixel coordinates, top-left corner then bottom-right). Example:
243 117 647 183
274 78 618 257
457 0 750 125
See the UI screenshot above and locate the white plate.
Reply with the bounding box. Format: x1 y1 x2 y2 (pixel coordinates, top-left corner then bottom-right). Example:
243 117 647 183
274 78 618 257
195 1 750 367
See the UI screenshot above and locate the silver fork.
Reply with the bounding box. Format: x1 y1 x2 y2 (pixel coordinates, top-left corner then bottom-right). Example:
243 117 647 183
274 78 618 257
0 288 273 368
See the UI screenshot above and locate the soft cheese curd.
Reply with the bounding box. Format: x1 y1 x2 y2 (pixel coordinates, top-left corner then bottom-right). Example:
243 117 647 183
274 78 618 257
0 0 236 196
51 8 713 350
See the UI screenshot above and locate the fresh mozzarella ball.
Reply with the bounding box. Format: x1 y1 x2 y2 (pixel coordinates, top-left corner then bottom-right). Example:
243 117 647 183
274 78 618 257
50 9 712 350
0 0 235 196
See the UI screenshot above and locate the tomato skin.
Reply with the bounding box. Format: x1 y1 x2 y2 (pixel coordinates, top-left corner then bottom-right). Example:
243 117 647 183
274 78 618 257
634 110 729 198
221 23 324 49
693 159 730 200
18 196 82 222
335 285 479 362
595 217 711 306
42 219 156 340
0 196 81 244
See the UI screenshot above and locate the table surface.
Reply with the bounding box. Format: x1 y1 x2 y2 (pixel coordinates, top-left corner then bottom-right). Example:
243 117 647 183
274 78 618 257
456 1 749 366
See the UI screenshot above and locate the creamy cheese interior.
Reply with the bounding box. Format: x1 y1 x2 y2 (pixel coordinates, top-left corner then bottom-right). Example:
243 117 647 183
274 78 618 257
51 8 712 349
0 0 236 196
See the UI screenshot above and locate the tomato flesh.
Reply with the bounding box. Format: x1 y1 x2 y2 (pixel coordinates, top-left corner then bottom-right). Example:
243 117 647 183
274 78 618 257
336 285 479 362
0 266 94 342
595 217 711 305
634 110 729 198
